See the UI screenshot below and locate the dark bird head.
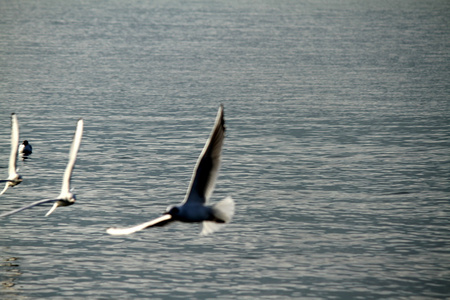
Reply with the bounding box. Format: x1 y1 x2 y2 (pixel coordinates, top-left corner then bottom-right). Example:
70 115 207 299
164 205 180 217
22 140 29 145
8 174 22 186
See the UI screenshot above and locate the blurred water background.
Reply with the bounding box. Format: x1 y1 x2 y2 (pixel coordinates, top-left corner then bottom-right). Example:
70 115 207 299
1 0 449 298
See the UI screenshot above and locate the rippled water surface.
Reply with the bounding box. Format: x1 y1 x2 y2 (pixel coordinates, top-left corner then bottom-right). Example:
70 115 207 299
1 0 449 299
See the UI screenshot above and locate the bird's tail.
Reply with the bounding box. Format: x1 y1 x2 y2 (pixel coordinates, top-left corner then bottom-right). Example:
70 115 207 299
201 196 235 236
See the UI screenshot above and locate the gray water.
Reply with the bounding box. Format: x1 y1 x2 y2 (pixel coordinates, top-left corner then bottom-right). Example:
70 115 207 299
1 0 449 299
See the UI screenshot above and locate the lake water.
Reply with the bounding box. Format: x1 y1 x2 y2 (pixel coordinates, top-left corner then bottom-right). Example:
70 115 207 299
1 0 449 299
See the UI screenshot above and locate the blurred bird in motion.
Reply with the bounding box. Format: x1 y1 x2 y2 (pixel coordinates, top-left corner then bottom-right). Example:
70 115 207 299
107 105 234 236
0 113 23 196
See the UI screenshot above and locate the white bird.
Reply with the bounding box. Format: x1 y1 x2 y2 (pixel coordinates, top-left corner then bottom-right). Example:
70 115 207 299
0 118 83 218
0 113 22 196
19 140 32 156
107 105 234 236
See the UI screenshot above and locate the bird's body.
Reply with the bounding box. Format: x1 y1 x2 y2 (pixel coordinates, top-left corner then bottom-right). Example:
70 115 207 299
107 105 234 236
168 203 216 223
0 118 83 218
0 113 22 196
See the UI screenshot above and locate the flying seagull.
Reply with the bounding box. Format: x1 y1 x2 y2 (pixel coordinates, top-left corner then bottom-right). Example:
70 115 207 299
0 118 83 218
0 113 22 196
107 105 234 236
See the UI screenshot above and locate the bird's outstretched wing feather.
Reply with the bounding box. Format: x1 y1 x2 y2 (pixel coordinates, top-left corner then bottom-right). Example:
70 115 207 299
8 113 19 178
183 105 225 205
106 214 173 235
0 199 59 218
45 202 61 217
60 118 83 196
0 183 9 196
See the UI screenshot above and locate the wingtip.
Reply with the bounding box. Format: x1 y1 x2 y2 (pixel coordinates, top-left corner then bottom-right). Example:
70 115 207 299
217 104 225 130
106 227 118 235
106 214 173 236
76 118 84 128
106 227 129 235
105 226 134 236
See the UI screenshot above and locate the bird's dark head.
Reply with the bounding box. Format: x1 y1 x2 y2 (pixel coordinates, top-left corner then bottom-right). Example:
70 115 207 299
9 174 22 186
164 205 179 217
58 191 76 205
58 196 76 207
68 193 76 203
22 140 29 145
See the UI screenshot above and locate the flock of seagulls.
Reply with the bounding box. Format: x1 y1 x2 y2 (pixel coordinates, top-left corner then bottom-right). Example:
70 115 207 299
1 105 234 236
0 118 83 218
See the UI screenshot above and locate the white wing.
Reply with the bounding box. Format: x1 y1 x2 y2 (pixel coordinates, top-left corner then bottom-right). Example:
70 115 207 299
183 105 225 205
45 202 62 217
0 199 58 218
60 118 83 196
8 113 19 178
106 214 172 235
0 183 9 196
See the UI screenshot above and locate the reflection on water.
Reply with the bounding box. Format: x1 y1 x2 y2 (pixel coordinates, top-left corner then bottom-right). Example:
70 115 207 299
20 155 31 161
1 256 21 299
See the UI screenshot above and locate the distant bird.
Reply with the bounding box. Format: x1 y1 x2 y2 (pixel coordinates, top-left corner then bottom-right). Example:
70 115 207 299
0 113 22 196
0 118 83 218
19 140 32 156
107 105 234 236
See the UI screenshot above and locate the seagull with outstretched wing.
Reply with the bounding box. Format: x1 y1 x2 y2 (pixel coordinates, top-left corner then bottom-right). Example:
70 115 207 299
0 113 23 196
107 105 234 236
